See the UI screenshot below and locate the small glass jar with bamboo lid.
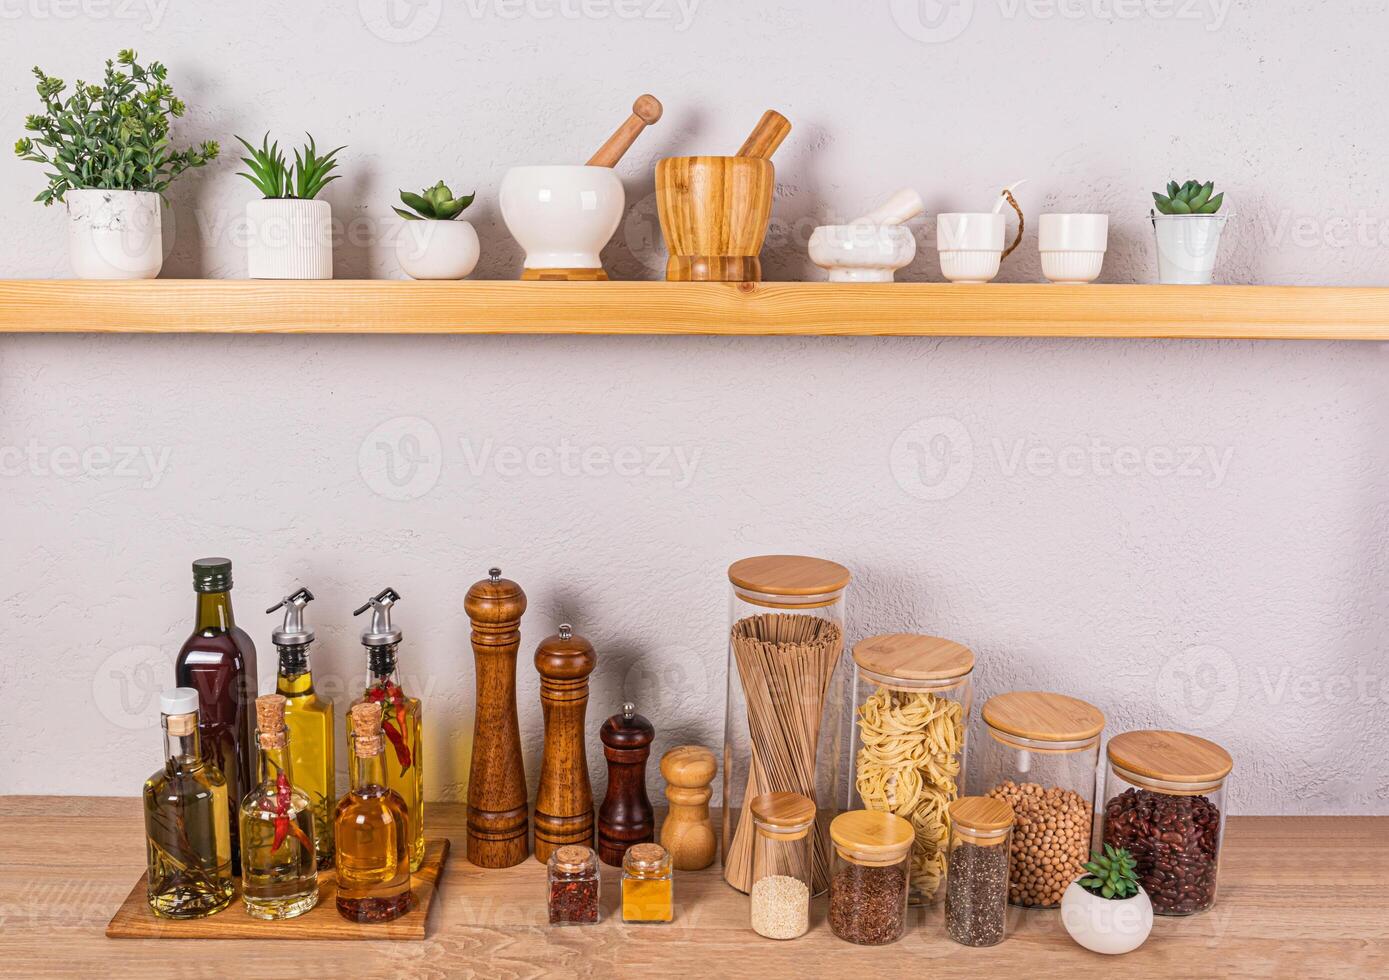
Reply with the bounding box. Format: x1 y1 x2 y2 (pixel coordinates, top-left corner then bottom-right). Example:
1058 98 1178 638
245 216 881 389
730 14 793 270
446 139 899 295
1102 730 1232 916
621 842 674 923
969 691 1105 909
748 792 815 940
827 810 913 946
723 555 851 897
944 796 1015 947
845 633 974 906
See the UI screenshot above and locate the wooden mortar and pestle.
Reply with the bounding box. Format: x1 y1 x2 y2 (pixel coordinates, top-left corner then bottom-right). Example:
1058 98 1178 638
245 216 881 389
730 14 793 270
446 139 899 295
655 109 790 282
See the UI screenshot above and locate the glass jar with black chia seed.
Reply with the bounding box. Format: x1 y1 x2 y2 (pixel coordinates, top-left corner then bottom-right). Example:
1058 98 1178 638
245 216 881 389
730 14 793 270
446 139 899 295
944 796 1015 947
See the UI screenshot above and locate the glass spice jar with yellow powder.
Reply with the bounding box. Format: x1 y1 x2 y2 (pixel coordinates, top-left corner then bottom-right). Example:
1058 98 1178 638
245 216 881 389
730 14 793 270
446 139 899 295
621 843 674 923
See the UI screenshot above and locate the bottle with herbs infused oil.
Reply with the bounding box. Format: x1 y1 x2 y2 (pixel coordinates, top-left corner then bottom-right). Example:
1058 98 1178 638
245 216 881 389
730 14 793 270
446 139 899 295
335 702 414 922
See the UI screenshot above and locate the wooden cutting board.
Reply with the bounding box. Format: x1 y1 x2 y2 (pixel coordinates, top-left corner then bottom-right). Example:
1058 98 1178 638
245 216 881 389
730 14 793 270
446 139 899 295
106 838 450 940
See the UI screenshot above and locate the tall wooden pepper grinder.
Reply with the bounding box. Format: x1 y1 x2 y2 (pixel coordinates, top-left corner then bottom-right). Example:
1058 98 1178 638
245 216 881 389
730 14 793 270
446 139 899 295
534 623 598 863
597 702 656 867
659 745 718 870
464 567 529 868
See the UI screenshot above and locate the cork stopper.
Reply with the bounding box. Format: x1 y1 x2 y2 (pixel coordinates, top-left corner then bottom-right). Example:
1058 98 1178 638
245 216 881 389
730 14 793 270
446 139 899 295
256 694 288 750
350 702 384 757
166 713 197 737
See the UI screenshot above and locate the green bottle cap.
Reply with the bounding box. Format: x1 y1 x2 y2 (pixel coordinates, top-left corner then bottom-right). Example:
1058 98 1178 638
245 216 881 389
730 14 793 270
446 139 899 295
192 557 233 593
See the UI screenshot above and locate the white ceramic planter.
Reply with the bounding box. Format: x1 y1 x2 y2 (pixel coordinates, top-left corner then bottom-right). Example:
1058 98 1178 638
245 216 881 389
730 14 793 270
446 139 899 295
1060 880 1154 955
246 199 333 279
937 212 1004 283
1152 213 1228 285
396 219 480 280
808 223 916 282
499 165 624 274
65 189 163 280
1040 213 1108 284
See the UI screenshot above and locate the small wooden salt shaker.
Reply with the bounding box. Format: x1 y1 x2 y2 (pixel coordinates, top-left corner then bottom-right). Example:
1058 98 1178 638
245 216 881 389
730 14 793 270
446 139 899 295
659 745 717 871
534 623 598 863
598 702 655 867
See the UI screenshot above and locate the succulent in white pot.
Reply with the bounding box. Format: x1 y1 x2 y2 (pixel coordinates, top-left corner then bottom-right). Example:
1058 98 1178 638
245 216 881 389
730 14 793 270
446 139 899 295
15 49 218 279
394 181 479 280
237 134 342 279
1151 179 1228 285
1061 845 1154 955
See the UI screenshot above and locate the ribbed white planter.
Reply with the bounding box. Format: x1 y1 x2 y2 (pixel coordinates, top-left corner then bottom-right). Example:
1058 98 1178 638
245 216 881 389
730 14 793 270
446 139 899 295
1152 213 1228 285
65 189 163 280
245 199 333 279
396 219 480 280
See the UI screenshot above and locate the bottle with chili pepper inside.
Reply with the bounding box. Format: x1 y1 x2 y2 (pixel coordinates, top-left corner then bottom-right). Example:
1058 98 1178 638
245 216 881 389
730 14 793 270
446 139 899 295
335 702 414 923
239 694 319 919
347 588 425 872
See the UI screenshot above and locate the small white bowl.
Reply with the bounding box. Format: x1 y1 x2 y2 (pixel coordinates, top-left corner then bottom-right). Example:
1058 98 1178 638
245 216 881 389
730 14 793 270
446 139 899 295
808 224 916 282
1039 213 1108 283
937 212 1005 283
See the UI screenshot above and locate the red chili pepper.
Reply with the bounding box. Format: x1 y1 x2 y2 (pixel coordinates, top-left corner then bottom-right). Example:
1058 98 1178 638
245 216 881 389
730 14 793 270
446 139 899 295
272 769 313 853
366 683 412 775
381 717 413 775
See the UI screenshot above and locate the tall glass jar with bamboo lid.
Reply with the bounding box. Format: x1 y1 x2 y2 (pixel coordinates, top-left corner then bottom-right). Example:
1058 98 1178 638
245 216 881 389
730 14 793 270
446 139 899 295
844 633 974 906
723 555 851 896
969 691 1105 909
827 809 913 945
1102 730 1232 916
748 792 815 939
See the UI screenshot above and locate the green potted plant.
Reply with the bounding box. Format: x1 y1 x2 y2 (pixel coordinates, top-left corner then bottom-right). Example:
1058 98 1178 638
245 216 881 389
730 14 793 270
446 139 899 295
14 49 218 279
393 181 478 280
237 133 343 279
1060 845 1154 954
1151 179 1227 284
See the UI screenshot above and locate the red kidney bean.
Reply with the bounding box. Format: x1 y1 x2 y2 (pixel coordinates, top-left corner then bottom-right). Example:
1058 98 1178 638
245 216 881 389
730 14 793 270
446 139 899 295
1102 787 1221 915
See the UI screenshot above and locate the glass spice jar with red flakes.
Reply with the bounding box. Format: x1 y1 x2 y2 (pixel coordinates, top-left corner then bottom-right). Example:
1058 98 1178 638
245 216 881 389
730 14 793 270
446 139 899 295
547 845 601 925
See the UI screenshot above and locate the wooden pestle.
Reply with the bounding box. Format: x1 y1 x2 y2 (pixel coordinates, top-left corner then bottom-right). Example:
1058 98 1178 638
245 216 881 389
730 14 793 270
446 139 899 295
597 702 655 867
534 624 598 863
736 109 791 160
659 745 717 871
586 95 663 167
464 568 530 868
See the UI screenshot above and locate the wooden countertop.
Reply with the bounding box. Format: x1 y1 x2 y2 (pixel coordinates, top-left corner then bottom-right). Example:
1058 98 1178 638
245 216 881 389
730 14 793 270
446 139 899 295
3 797 1386 977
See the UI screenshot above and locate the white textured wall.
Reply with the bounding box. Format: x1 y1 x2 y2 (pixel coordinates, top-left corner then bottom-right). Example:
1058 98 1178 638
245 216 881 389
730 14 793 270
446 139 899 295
1 1 1386 814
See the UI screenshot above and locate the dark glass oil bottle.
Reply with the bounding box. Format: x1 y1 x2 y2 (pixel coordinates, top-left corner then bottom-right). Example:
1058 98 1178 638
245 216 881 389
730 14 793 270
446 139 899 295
175 557 258 874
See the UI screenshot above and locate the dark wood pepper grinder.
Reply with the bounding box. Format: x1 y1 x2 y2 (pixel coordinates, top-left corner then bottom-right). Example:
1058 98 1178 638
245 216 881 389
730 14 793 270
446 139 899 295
464 567 529 868
534 623 598 863
597 702 656 867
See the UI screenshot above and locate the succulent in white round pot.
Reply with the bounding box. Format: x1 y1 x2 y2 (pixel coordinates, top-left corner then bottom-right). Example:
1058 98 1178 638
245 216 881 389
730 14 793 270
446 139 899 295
1061 845 1154 955
237 134 343 279
1151 179 1228 285
394 181 479 280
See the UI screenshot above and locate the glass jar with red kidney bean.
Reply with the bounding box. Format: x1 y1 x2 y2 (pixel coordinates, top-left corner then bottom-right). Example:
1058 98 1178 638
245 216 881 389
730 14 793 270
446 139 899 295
1102 730 1233 916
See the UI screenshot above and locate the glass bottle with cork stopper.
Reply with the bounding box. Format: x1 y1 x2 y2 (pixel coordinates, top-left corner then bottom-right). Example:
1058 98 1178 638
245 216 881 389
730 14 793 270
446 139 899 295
239 693 319 919
845 632 974 906
724 554 851 895
621 842 674 923
334 702 414 923
970 690 1105 909
1102 730 1233 916
748 792 815 940
143 687 234 919
827 809 913 945
547 844 601 926
944 796 1015 947
267 587 335 868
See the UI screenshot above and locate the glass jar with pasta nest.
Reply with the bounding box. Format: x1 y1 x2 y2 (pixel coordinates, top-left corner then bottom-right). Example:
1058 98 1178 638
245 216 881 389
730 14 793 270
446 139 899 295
723 555 851 897
969 691 1104 910
842 633 973 906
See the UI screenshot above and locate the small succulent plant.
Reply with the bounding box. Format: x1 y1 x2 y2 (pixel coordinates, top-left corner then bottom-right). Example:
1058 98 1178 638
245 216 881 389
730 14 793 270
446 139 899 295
394 181 475 221
236 133 343 200
1153 179 1223 215
1079 845 1141 900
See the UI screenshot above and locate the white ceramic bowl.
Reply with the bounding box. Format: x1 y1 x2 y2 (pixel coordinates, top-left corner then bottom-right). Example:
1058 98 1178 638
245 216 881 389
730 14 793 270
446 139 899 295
499 165 624 272
808 224 916 282
937 212 1005 283
396 219 480 280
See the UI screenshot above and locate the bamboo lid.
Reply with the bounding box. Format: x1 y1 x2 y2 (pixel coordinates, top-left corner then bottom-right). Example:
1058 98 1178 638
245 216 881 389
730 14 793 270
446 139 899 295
1107 730 1233 784
829 810 913 866
949 796 1014 833
982 691 1105 742
727 555 851 596
852 633 974 681
751 792 816 838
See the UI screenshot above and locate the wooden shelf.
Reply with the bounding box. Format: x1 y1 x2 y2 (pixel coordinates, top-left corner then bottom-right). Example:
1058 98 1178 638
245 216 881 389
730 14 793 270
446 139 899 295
1 279 1388 338
5 797 1387 975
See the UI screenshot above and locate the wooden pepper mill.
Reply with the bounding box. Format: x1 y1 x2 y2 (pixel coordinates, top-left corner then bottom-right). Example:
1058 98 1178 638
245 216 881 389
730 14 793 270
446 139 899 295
464 567 529 868
597 702 656 867
534 623 598 863
659 745 717 871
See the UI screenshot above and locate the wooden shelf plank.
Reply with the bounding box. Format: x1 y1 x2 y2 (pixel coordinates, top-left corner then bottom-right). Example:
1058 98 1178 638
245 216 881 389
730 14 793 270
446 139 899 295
1 279 1387 339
